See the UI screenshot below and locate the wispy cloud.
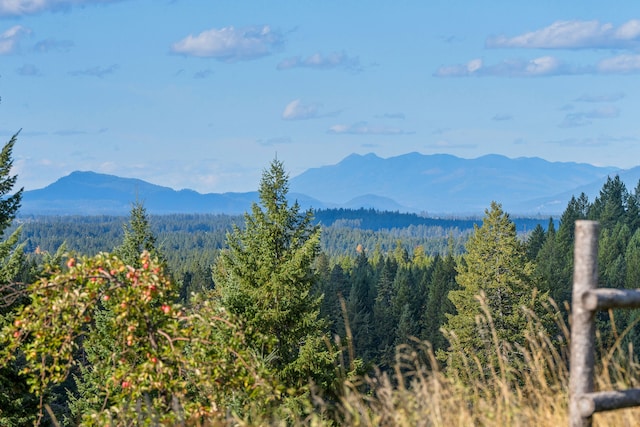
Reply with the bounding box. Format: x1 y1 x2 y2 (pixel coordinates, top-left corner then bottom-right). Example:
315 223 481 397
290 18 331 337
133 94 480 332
0 0 124 17
436 54 640 77
193 68 213 79
486 19 640 50
545 136 637 147
0 25 30 55
69 64 118 78
54 129 88 136
277 51 361 71
434 56 578 77
597 54 640 74
377 112 406 120
559 106 620 128
328 122 413 135
33 38 74 53
425 140 476 149
575 92 625 103
282 100 321 120
17 64 42 76
492 114 513 121
282 99 340 120
171 25 283 61
258 136 292 146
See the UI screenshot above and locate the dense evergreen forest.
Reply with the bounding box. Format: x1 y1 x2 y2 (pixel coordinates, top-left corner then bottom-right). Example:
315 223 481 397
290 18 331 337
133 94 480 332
11 208 554 296
3 131 640 425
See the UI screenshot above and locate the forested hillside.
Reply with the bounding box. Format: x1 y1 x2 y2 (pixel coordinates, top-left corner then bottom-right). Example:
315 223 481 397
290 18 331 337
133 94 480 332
3 133 640 425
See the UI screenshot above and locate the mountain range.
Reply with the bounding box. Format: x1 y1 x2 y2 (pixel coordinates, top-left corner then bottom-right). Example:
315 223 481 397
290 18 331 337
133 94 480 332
19 152 637 216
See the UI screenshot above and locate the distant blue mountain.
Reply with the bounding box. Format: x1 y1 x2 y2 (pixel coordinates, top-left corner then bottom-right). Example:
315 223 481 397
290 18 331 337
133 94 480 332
20 153 627 216
21 171 263 215
289 152 620 215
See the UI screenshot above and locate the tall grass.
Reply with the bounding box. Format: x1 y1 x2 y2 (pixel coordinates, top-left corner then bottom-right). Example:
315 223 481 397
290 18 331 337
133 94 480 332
64 296 640 426
297 297 640 427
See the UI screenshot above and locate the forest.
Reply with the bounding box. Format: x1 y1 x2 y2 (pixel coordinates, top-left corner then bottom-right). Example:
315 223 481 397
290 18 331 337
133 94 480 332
2 132 640 426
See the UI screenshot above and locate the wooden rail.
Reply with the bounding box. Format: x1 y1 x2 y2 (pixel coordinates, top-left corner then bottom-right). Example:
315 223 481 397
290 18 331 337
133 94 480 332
569 220 640 426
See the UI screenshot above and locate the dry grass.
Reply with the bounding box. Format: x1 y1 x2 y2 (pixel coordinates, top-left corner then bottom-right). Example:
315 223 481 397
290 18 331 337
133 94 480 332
68 298 640 426
298 299 640 427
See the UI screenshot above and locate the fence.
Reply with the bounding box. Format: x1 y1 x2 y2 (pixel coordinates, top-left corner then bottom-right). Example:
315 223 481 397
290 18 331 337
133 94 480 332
569 220 640 426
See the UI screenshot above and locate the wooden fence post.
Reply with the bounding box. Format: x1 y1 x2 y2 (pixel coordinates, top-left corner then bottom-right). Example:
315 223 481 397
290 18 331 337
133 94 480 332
570 220 599 427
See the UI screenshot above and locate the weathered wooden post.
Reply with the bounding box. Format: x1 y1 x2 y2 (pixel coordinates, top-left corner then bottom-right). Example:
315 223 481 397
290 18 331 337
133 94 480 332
570 220 599 427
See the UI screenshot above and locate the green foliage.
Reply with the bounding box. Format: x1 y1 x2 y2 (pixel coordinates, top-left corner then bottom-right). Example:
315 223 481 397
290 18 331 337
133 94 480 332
113 201 162 267
443 202 548 379
214 159 337 403
0 132 38 426
1 252 278 424
422 254 458 352
68 201 167 422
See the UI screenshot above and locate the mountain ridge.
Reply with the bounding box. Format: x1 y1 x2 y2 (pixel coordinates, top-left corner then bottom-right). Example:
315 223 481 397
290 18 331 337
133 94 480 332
19 153 627 216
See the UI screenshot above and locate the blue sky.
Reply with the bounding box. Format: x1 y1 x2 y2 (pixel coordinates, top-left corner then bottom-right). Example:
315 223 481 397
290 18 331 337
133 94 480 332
2 0 640 193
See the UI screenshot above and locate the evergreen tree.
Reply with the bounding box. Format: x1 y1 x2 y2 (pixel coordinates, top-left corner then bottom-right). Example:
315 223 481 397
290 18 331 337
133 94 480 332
534 220 565 304
213 159 336 399
346 248 375 362
0 133 37 426
624 229 640 349
588 175 628 230
113 201 162 267
525 223 546 261
323 263 350 338
372 256 398 366
422 253 457 353
553 193 590 307
626 181 640 232
442 202 546 378
391 265 423 346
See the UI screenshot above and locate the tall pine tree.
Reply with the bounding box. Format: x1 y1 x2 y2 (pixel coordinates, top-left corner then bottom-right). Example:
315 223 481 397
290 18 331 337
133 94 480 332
0 133 36 426
442 202 547 378
214 159 336 399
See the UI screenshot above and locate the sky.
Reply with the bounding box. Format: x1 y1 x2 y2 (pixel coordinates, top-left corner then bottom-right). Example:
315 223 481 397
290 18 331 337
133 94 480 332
2 0 640 193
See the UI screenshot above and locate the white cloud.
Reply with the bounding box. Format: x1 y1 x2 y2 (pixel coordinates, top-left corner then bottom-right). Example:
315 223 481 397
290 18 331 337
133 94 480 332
0 0 122 17
597 54 640 74
171 26 283 61
434 56 570 77
0 25 30 55
486 19 640 49
282 99 320 120
327 122 412 135
277 51 361 71
466 58 483 73
525 56 560 74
